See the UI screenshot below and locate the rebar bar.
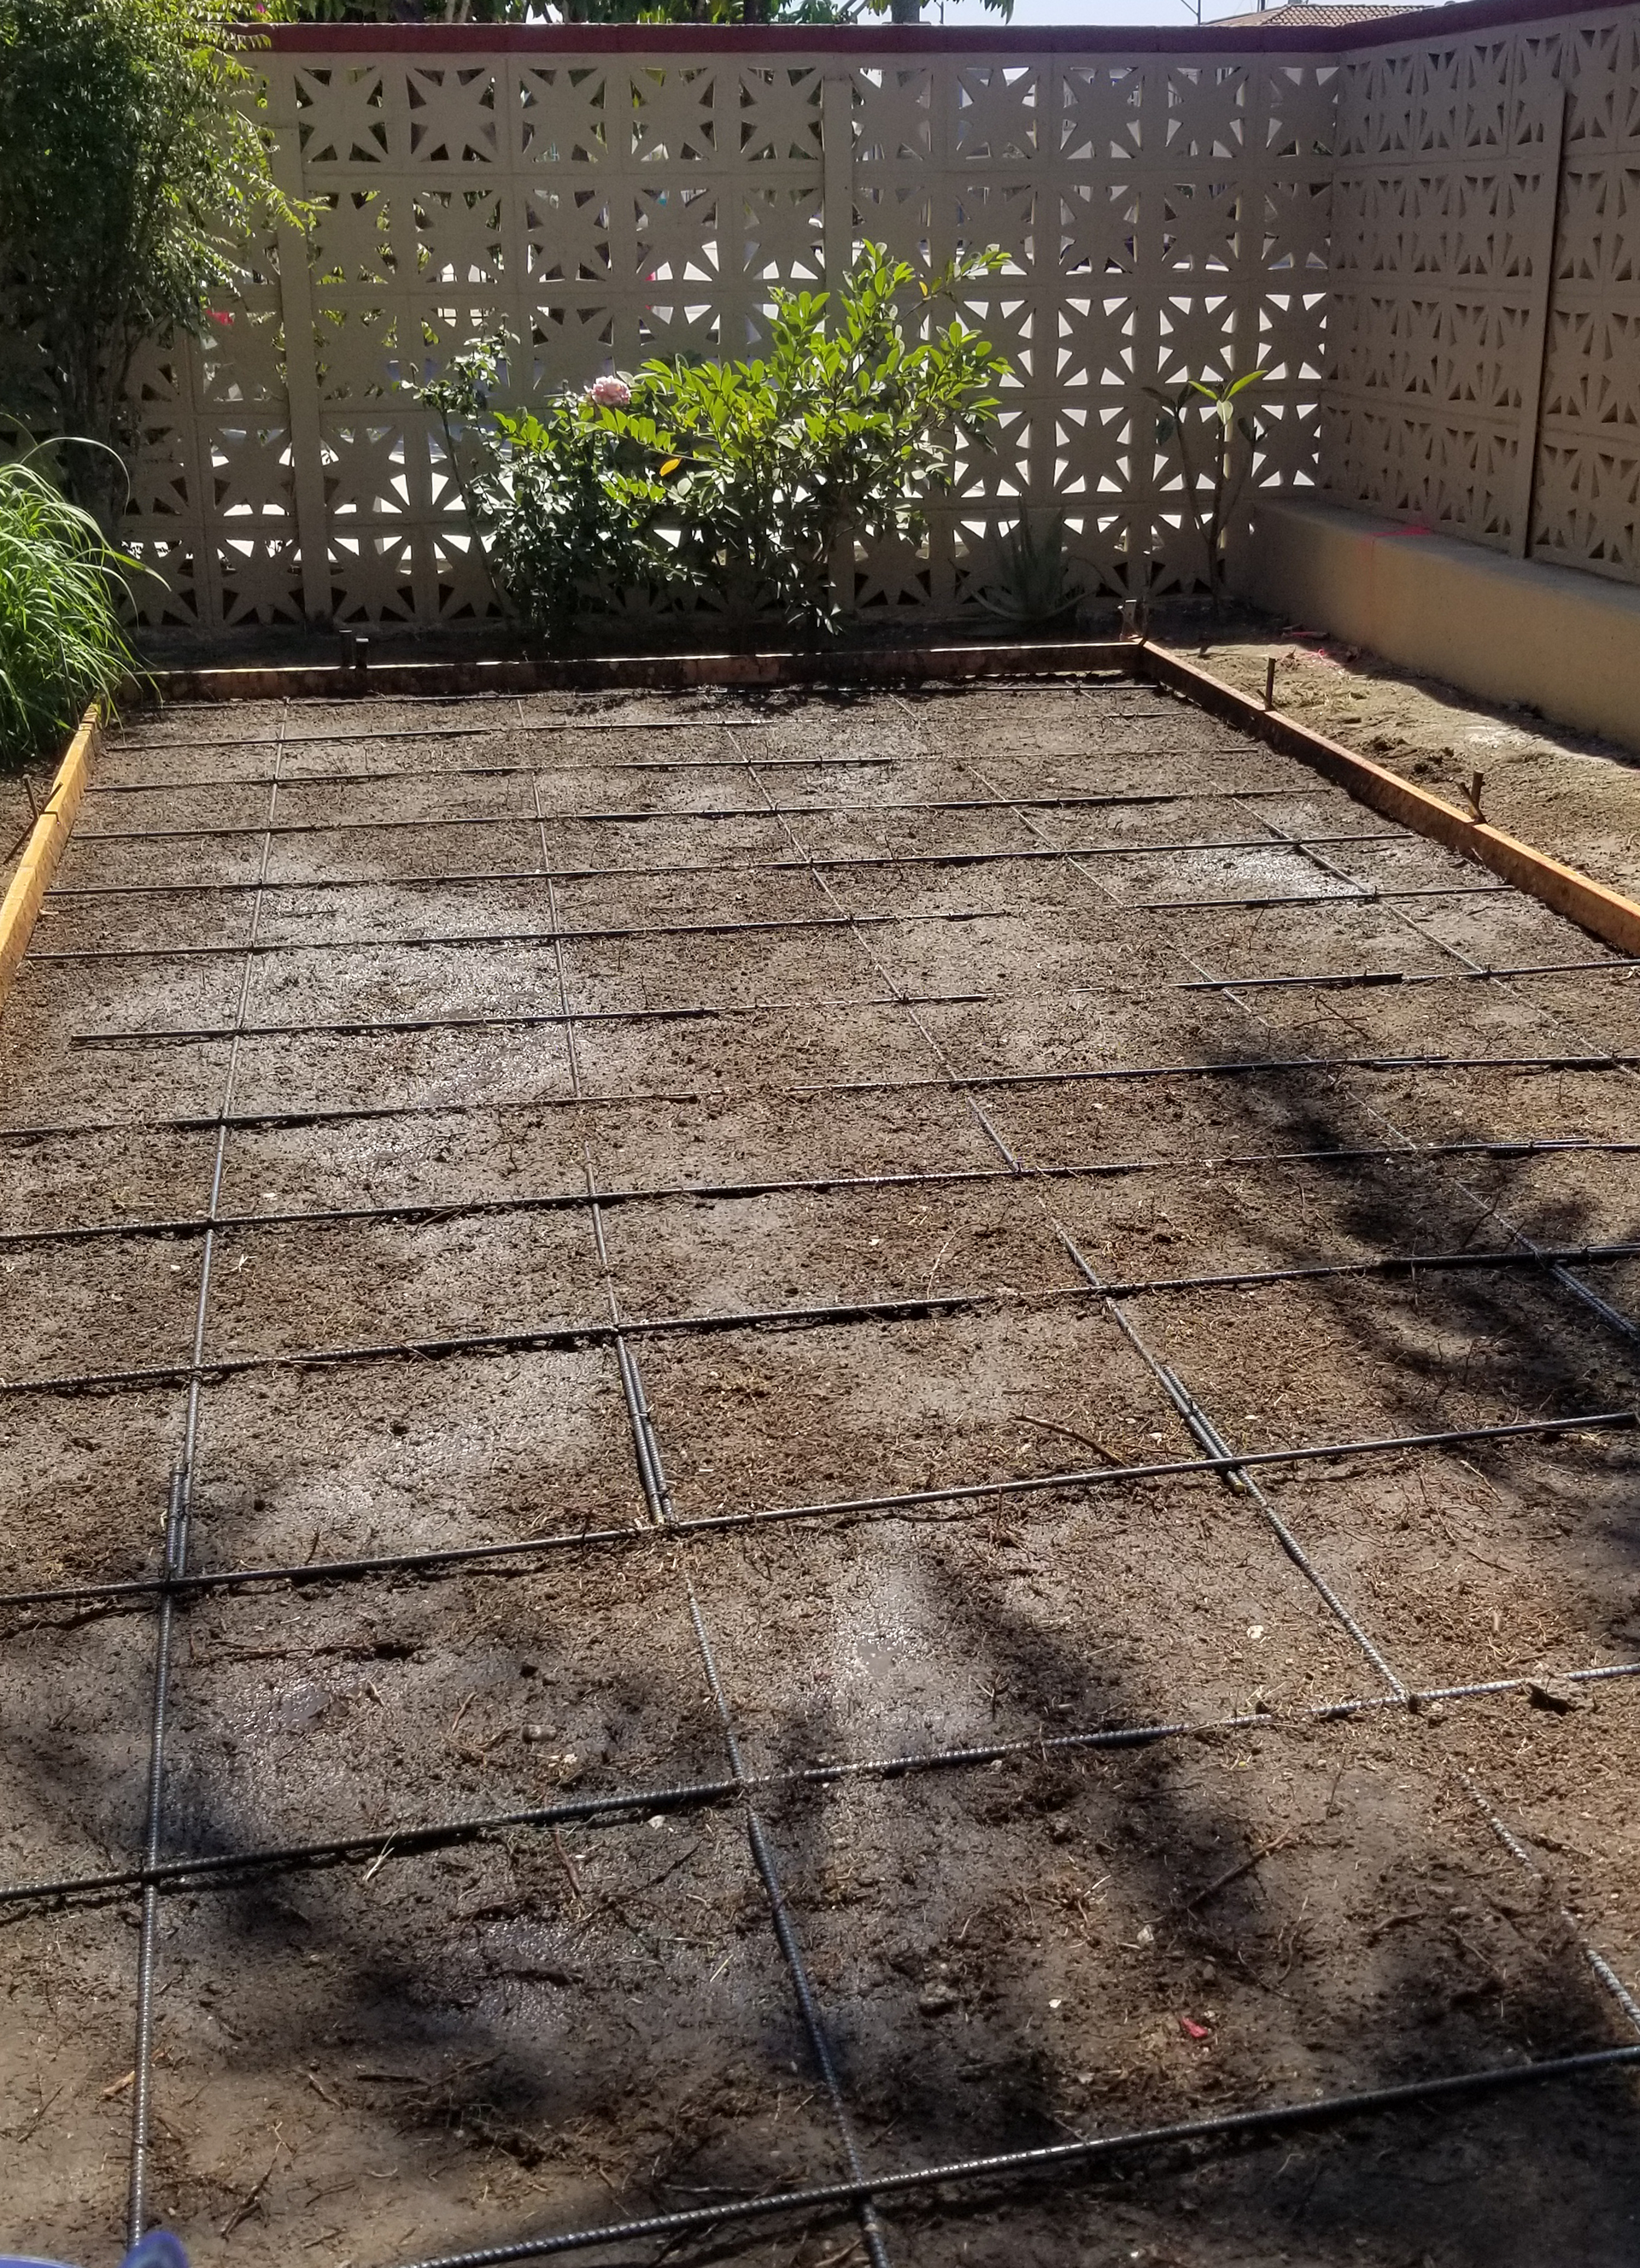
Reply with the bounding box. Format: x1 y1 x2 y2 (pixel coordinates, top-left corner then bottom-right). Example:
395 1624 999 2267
5 1660 1636 1916
124 711 289 2243
0 1405 1628 1616
6 1245 1638 1404
38 821 1344 904
0 1067 1631 1151
6 1134 1636 1255
27 905 1015 967
384 2046 1640 2268
77 795 1364 844
67 988 985 1052
126 1469 184 2242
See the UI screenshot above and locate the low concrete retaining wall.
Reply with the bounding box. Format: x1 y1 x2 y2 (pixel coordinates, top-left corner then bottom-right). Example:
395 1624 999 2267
1236 496 1640 753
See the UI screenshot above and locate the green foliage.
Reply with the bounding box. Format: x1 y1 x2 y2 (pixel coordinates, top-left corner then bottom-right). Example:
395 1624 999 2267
0 0 305 524
0 449 142 771
1146 367 1268 607
416 336 662 645
630 245 1007 638
416 244 1009 647
290 0 540 19
285 0 1012 23
977 513 1085 629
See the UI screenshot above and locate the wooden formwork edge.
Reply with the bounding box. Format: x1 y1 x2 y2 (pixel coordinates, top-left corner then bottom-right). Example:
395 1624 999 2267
0 706 101 1009
138 639 1138 705
1139 641 1640 960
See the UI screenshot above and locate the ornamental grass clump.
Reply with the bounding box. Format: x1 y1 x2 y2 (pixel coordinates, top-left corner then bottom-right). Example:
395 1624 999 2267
413 243 1010 646
0 453 142 770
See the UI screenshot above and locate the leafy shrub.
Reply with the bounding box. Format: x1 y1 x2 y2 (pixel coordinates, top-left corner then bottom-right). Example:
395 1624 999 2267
414 244 1010 645
0 0 304 526
419 340 665 647
0 454 141 770
285 2 1018 38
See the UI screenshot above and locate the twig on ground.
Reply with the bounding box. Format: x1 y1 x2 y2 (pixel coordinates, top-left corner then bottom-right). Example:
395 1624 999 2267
552 1827 584 1902
1173 1831 1298 1917
221 2147 281 2238
924 1230 958 1298
1006 1408 1122 1460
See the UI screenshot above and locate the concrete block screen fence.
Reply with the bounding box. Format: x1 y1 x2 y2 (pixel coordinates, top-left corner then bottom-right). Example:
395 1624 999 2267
115 0 1639 632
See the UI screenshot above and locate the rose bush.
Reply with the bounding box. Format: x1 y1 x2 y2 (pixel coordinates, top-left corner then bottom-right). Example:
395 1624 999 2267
411 244 1009 646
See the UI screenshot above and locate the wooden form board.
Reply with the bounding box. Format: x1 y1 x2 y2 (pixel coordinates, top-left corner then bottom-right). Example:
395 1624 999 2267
0 709 100 1009
1139 639 1640 958
144 640 1138 704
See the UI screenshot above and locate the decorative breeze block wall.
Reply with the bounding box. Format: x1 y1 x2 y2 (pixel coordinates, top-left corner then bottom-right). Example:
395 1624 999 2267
1322 6 1640 583
123 34 1338 630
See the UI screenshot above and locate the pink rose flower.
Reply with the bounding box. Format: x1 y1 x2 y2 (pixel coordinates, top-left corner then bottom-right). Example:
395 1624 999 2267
588 375 631 408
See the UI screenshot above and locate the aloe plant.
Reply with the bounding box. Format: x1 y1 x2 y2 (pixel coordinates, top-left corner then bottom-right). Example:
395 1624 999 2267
977 513 1086 630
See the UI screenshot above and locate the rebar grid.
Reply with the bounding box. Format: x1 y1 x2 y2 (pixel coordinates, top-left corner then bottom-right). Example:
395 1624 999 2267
3 681 1638 2266
1216 788 1640 1345
926 716 1640 1358
854 694 1640 2099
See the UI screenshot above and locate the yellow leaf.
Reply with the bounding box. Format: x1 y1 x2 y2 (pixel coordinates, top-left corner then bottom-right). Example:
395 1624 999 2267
659 457 682 476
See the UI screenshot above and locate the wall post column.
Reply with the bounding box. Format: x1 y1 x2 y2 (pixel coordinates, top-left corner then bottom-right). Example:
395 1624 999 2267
266 62 333 624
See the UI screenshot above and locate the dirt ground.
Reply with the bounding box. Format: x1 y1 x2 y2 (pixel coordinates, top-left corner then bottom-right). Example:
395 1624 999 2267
1 678 1638 2268
1171 601 1640 905
0 771 48 899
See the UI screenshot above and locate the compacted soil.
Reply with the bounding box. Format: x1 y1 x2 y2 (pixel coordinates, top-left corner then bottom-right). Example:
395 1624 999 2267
1181 602 1640 903
1 678 1638 2268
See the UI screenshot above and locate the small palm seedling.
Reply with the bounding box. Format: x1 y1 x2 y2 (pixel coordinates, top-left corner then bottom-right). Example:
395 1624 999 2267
1146 368 1268 613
